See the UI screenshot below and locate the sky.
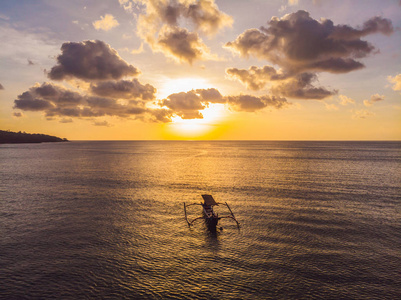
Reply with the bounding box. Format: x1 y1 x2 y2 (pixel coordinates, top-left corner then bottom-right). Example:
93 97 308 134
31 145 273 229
0 0 400 140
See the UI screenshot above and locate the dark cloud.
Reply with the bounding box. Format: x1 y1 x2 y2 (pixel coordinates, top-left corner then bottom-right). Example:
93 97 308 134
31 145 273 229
13 82 152 120
331 16 393 40
157 26 209 64
161 90 205 119
270 72 337 99
48 40 140 81
90 78 156 101
226 94 289 112
14 83 84 110
14 97 54 111
225 11 392 100
226 10 393 74
195 88 224 103
13 112 23 117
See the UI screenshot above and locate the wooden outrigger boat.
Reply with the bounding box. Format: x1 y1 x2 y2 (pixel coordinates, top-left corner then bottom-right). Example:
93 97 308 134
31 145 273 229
184 194 240 229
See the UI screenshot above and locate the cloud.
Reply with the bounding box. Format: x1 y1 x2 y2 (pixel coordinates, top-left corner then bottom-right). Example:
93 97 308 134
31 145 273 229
0 83 4 90
149 108 174 123
14 40 173 124
388 74 401 91
270 72 337 99
90 78 156 101
127 0 232 63
225 10 393 74
59 118 73 123
227 66 336 100
119 0 134 13
225 11 392 101
13 82 155 120
156 26 213 64
131 43 144 54
325 103 338 110
13 112 23 117
332 16 394 40
93 14 120 31
338 94 355 105
160 90 205 119
226 94 290 112
14 97 54 111
195 88 224 103
363 93 384 106
159 88 288 119
226 66 287 90
14 83 82 111
15 82 291 123
93 120 112 127
48 40 140 81
183 0 233 36
352 109 374 119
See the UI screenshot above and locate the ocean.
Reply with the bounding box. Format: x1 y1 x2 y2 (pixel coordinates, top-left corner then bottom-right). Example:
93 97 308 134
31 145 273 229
1 141 400 299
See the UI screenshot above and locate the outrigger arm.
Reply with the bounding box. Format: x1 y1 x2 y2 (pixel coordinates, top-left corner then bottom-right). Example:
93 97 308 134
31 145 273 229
184 202 203 227
222 202 240 227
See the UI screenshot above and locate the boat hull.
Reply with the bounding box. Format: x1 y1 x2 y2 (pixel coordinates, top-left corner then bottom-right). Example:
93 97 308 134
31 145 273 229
205 216 219 229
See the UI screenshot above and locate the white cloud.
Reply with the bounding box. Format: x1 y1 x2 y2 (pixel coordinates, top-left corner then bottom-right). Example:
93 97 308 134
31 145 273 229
388 74 401 92
93 14 120 31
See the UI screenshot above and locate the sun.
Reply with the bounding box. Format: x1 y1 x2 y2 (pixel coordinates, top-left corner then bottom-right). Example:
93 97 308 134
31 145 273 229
157 77 228 139
168 103 227 138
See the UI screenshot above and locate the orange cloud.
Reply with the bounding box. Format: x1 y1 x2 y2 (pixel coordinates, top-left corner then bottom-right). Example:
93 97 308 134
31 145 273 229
338 95 355 106
363 94 384 106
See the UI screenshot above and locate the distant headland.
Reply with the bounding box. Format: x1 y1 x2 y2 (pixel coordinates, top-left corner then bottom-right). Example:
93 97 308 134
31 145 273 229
0 130 68 144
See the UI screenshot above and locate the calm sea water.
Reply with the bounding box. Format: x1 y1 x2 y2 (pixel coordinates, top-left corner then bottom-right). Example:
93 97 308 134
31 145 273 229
1 141 400 299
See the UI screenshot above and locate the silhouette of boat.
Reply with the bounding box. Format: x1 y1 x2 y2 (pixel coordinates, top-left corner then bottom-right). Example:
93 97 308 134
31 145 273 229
184 194 240 230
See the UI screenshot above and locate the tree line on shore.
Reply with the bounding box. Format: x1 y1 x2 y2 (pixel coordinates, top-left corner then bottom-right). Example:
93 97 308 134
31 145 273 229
0 130 68 144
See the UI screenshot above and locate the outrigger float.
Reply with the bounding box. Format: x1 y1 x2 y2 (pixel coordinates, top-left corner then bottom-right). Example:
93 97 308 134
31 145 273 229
184 194 240 230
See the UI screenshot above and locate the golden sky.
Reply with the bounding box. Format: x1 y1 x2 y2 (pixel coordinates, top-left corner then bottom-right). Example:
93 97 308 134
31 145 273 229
0 0 400 140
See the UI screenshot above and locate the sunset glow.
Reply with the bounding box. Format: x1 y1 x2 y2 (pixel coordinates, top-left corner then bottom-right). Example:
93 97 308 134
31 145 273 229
168 103 227 138
0 1 400 140
158 78 213 99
